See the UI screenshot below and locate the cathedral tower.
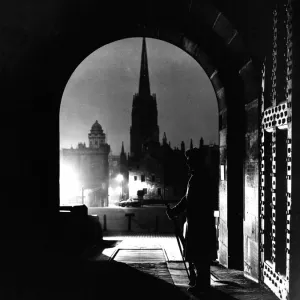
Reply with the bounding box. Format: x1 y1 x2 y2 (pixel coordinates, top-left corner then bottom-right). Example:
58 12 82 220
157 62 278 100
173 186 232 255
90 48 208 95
130 37 159 158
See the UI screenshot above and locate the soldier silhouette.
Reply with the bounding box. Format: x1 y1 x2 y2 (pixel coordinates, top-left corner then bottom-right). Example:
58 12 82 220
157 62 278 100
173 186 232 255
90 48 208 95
166 147 215 297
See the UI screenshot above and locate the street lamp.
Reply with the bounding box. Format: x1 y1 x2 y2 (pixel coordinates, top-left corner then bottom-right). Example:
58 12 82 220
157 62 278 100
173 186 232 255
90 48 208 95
116 174 124 200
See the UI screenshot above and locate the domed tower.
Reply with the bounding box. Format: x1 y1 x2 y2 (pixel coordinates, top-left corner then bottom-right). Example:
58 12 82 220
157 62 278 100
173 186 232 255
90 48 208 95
88 120 106 149
85 120 110 207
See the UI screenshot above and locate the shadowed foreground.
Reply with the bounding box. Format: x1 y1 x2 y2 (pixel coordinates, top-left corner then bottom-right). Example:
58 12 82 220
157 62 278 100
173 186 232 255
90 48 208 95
3 255 189 299
0 240 245 300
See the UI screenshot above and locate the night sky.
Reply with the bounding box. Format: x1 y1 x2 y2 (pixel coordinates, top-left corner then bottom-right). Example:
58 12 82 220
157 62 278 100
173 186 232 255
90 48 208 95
60 37 218 155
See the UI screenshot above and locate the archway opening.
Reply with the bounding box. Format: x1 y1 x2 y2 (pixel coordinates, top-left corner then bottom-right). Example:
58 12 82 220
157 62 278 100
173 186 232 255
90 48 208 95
59 37 219 236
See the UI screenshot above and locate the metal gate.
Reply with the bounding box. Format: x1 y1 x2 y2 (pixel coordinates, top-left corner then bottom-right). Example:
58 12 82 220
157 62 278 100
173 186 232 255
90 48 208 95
259 3 293 300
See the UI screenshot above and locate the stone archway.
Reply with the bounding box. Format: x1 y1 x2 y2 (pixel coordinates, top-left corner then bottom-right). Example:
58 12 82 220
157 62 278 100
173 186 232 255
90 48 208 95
54 7 258 279
2 0 300 299
0 0 266 291
14 0 260 277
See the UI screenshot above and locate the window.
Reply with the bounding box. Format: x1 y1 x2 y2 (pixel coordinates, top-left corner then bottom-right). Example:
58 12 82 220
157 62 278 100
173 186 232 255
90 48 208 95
151 175 155 182
141 174 145 182
134 176 137 181
143 188 147 194
157 188 161 196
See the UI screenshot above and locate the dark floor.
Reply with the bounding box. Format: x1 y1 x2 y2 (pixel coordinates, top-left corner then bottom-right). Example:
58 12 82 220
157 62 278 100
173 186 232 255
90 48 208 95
0 237 278 300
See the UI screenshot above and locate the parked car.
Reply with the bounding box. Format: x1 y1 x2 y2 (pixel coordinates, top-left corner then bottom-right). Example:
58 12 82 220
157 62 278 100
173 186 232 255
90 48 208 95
119 198 141 207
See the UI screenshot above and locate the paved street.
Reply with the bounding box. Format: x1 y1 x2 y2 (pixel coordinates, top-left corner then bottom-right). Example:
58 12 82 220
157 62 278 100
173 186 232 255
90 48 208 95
85 232 279 300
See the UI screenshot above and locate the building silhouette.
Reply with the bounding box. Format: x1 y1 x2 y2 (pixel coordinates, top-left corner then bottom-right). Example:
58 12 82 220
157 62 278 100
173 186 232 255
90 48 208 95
108 142 129 205
120 38 219 205
61 120 110 207
130 37 160 159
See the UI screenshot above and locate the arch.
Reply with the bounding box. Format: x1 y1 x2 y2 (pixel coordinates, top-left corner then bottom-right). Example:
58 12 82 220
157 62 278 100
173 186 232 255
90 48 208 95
0 0 262 283
56 20 255 273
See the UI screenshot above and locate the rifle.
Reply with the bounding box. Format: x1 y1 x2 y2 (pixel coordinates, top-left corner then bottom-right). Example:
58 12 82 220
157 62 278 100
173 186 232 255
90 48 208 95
164 200 191 280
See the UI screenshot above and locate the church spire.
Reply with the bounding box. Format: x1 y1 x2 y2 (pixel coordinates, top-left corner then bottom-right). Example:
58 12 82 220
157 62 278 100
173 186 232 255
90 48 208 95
121 141 125 154
190 138 194 150
162 132 167 145
181 141 185 153
138 37 151 96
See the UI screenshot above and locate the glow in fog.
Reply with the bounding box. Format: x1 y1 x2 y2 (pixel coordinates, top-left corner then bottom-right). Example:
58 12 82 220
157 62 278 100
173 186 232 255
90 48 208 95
60 163 81 205
128 176 149 199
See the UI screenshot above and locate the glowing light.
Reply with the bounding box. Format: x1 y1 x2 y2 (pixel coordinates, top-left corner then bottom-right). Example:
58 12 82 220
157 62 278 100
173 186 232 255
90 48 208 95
60 163 80 205
116 174 124 182
108 185 124 205
115 186 122 194
128 175 149 199
108 186 113 195
84 188 93 197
